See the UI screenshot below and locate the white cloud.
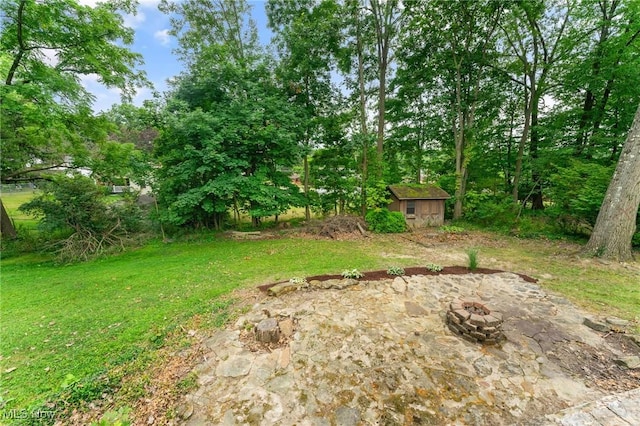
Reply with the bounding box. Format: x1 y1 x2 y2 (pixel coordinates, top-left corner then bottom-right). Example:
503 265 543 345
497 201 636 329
138 0 162 7
154 29 171 46
77 0 100 6
123 11 146 29
39 48 59 66
77 0 160 8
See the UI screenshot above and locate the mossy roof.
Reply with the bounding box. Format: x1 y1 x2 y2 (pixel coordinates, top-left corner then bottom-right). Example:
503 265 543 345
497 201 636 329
388 184 451 200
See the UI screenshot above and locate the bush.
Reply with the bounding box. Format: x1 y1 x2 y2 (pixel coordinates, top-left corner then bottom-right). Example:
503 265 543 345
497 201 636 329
19 175 146 262
365 208 406 233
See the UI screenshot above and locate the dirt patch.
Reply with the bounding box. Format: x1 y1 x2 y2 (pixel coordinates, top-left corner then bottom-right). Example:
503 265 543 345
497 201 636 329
548 340 640 392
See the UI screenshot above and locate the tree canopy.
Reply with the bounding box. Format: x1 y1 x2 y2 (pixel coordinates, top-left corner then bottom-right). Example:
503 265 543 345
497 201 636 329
4 0 639 258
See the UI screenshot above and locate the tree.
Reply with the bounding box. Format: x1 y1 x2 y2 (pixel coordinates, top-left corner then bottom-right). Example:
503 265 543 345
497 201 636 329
267 0 342 220
498 0 583 209
398 0 505 219
369 0 401 166
156 0 303 228
583 104 640 261
572 0 640 159
0 0 147 238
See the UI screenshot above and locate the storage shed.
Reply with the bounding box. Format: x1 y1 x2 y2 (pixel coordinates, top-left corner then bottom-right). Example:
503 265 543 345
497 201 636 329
388 184 450 227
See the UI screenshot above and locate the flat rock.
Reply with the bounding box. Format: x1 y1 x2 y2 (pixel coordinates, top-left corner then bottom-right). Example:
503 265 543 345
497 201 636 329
606 317 630 327
391 277 407 293
268 282 300 297
334 406 360 426
279 317 294 338
614 356 640 369
405 301 428 317
215 354 254 377
184 274 640 425
583 317 609 333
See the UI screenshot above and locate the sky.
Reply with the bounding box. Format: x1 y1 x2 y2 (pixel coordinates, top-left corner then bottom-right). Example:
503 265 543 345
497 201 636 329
82 0 272 113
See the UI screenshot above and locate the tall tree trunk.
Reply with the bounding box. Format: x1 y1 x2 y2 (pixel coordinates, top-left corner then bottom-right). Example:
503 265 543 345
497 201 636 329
512 88 531 203
584 104 640 261
1 198 18 239
303 154 310 221
356 6 369 217
371 0 396 175
529 91 544 210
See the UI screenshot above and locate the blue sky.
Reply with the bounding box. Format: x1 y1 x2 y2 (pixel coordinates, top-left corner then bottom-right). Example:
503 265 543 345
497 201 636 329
82 0 272 112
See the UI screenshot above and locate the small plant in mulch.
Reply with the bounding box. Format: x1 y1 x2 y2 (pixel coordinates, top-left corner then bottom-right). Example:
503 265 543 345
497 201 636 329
466 248 479 270
341 269 364 279
426 263 443 272
288 277 307 285
387 266 405 276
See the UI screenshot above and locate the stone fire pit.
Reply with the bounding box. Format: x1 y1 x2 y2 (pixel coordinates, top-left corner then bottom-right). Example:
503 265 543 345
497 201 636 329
446 298 504 344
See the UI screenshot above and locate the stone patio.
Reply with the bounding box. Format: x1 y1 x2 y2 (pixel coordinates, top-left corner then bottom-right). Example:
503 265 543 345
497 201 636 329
178 272 640 425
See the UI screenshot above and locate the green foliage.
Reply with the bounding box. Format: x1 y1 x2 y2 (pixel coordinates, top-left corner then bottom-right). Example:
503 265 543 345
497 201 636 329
365 180 392 210
18 175 146 262
91 407 132 426
547 160 614 234
155 61 303 230
439 225 465 234
341 269 364 279
386 266 405 276
58 372 113 407
463 191 516 226
310 148 359 215
365 208 407 233
466 248 478 271
0 0 147 183
426 263 443 272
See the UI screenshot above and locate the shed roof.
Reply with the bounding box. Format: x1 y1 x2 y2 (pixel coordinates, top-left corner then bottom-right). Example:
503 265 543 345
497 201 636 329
388 184 450 200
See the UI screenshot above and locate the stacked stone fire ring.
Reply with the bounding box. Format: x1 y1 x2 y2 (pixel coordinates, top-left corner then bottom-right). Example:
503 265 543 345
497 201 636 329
446 299 504 344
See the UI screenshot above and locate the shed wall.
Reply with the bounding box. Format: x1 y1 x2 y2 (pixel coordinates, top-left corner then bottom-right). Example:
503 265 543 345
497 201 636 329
387 196 445 227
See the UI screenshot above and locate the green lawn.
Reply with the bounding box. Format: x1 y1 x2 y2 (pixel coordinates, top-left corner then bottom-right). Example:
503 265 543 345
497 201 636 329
0 235 410 412
1 191 40 232
1 227 638 422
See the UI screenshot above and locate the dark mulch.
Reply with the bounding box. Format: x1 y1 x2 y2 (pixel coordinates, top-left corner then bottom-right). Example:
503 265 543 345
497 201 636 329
257 266 537 293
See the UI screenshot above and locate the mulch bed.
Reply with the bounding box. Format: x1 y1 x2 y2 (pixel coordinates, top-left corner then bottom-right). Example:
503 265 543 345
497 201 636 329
257 266 537 293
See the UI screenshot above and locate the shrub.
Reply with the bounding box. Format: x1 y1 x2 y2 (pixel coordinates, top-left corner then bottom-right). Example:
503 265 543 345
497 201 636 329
365 208 406 233
426 263 443 272
387 266 405 276
341 269 364 279
439 225 465 234
19 175 146 262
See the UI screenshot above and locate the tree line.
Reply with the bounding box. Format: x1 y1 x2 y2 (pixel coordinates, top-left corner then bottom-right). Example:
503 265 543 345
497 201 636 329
1 0 639 260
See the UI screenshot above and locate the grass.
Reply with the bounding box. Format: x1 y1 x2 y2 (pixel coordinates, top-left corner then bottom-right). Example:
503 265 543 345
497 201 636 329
1 223 639 422
0 234 410 413
1 191 40 232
